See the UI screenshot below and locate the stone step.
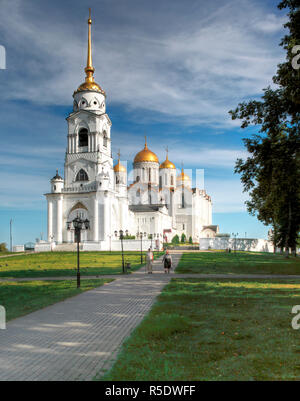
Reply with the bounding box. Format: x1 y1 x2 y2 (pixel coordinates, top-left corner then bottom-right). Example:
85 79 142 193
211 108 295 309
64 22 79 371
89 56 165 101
53 243 77 252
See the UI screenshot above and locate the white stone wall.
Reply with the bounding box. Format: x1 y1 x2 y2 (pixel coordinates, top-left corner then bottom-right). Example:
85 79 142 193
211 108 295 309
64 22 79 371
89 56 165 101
12 245 25 252
105 239 161 252
159 168 176 189
199 237 274 253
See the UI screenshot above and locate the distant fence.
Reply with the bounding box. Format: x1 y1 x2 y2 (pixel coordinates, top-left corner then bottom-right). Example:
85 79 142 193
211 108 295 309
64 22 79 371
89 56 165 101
35 239 163 252
199 238 274 253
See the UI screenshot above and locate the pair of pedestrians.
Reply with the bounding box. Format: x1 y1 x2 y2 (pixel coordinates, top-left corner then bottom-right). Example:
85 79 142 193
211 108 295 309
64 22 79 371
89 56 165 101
146 249 172 274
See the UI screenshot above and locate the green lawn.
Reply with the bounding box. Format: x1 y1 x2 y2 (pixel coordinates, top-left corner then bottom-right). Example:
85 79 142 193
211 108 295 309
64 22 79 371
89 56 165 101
175 251 300 275
0 278 113 321
0 251 162 278
99 278 300 381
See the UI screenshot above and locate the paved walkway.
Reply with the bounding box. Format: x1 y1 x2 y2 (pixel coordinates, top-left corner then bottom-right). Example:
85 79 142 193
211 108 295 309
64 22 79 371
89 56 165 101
2 273 300 282
0 253 181 381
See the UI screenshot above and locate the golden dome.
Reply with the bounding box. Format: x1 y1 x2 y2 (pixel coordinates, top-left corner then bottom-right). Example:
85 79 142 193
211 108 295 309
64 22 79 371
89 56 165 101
76 80 106 95
159 150 176 169
134 138 159 164
177 168 190 181
114 160 126 172
74 9 106 96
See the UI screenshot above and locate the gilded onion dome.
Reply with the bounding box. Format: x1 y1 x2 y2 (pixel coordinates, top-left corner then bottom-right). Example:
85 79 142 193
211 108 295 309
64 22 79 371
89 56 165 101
74 9 106 96
177 168 190 181
159 149 176 169
134 137 159 163
114 158 126 173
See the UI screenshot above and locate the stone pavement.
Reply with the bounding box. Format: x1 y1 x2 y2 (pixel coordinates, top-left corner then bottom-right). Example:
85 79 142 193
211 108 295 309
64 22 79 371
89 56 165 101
0 253 181 381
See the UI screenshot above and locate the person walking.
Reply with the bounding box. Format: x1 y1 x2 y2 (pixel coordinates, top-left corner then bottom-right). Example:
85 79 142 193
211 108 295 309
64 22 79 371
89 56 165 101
146 248 153 274
162 249 172 273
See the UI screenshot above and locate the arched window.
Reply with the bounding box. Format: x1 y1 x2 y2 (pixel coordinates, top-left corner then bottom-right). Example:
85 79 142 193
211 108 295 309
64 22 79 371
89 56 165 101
136 176 140 182
103 131 108 147
76 169 89 182
79 128 88 147
171 175 174 186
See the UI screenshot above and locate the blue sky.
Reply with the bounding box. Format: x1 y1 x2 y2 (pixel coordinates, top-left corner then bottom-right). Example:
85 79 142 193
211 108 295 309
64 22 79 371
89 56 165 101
0 0 287 246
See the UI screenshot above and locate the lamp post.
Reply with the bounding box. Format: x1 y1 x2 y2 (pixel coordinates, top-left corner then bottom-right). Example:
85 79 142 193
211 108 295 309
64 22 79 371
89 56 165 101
10 219 13 252
140 232 143 263
119 230 125 273
162 233 167 251
149 234 153 250
108 234 112 253
232 232 238 254
67 217 90 288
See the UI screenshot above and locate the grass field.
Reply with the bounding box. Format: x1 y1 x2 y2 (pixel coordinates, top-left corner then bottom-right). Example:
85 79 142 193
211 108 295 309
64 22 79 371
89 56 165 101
0 251 161 278
0 278 113 321
175 251 300 275
99 278 300 381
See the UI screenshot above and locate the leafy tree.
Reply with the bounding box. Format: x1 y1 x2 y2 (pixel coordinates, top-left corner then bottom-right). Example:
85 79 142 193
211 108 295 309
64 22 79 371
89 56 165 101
189 236 193 244
229 0 300 255
181 233 186 243
0 243 8 252
171 235 180 244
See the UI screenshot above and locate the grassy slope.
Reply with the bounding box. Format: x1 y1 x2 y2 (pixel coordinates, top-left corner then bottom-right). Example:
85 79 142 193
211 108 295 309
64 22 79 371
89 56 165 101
100 278 300 381
176 251 300 275
0 279 113 321
0 251 162 278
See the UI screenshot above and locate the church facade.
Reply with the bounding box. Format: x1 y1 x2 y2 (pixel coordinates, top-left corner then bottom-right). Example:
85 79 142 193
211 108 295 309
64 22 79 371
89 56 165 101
44 12 214 250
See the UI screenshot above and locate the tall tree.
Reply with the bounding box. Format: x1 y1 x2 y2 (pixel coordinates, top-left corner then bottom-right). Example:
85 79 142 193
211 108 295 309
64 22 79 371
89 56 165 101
229 0 300 255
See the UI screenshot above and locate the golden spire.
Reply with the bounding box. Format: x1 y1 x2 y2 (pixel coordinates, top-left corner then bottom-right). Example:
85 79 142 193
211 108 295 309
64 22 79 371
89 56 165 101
74 9 106 96
85 8 95 83
144 135 148 150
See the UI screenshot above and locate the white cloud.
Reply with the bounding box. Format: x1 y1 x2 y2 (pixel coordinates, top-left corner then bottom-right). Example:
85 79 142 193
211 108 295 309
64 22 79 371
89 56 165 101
111 129 248 170
0 0 286 127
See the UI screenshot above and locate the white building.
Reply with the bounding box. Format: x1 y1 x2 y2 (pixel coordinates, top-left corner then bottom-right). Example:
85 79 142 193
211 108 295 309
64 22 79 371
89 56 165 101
43 12 215 251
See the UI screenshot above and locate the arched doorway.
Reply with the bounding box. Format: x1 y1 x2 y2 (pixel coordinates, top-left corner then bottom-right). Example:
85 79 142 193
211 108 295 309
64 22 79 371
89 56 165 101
67 202 90 243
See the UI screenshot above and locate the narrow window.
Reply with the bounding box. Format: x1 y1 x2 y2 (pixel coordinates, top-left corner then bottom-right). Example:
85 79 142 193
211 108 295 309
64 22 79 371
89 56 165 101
103 131 108 147
79 128 88 147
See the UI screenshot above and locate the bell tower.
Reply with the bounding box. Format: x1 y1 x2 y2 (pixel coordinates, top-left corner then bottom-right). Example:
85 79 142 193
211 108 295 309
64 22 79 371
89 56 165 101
64 8 113 190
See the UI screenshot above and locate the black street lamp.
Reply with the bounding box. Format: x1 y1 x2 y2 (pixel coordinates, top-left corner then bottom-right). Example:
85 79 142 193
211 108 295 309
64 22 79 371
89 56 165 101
140 232 143 263
119 230 125 273
162 232 165 250
232 232 238 254
149 233 153 250
67 216 90 288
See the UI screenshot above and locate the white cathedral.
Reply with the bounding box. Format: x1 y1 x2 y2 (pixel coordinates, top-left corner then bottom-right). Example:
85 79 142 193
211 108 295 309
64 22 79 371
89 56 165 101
44 12 216 251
